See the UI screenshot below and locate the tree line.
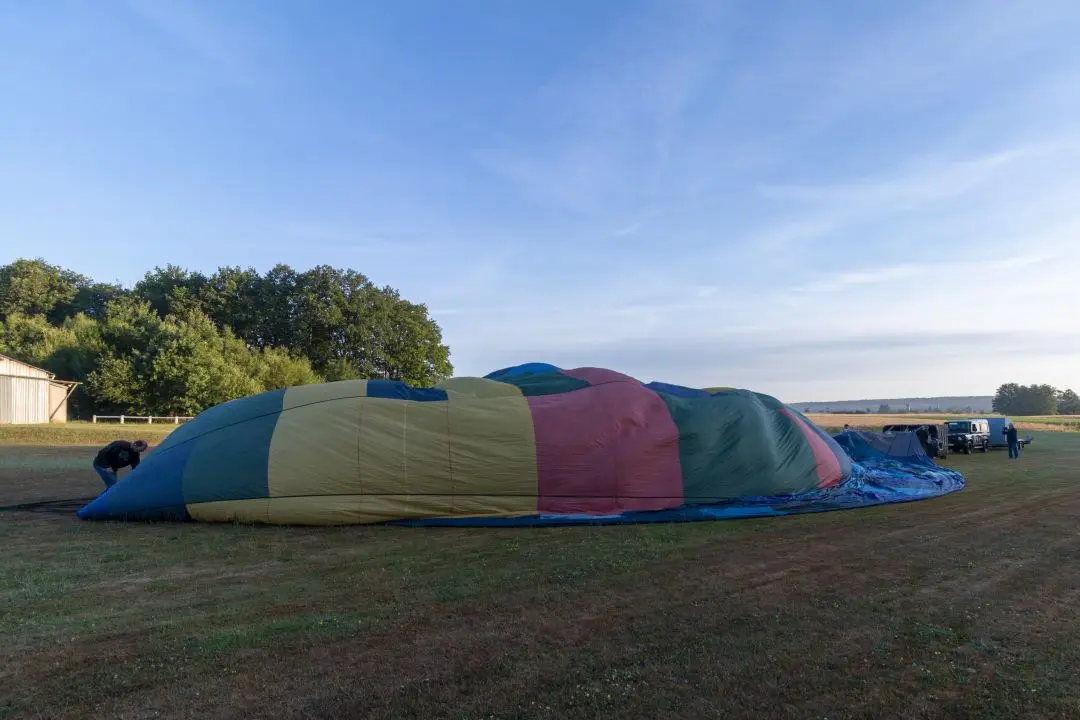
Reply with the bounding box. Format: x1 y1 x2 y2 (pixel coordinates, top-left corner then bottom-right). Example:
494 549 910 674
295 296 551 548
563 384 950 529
0 258 452 418
992 383 1080 416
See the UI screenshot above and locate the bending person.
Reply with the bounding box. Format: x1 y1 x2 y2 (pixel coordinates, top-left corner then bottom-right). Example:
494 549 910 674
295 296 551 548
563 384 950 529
92 439 149 489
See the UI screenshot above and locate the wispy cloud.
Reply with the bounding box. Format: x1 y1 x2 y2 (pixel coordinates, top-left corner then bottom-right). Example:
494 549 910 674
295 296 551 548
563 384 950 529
124 0 260 85
474 0 737 220
759 148 1038 209
790 253 1056 294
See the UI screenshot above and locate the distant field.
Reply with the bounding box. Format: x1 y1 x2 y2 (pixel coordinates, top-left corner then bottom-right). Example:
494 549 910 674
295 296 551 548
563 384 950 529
0 422 178 446
809 413 1080 433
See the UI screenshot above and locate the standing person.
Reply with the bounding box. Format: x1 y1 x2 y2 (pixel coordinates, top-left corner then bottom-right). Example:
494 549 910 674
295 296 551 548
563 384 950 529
1005 423 1021 460
92 439 148 489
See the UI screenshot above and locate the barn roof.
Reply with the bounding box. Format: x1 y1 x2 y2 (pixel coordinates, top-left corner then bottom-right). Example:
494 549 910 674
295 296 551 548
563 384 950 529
0 353 56 380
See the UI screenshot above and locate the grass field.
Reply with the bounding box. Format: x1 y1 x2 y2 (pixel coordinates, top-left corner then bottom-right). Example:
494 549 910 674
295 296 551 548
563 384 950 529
0 422 178 446
808 413 1080 432
2 411 1076 449
4 432 1080 718
1 411 1077 448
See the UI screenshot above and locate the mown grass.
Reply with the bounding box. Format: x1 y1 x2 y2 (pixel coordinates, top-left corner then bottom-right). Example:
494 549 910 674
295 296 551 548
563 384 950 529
3 435 1080 718
0 421 177 446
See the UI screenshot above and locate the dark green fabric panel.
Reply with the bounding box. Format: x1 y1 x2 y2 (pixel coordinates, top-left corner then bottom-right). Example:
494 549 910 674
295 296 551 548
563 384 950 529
497 372 591 397
181 409 281 504
153 388 286 454
659 390 821 502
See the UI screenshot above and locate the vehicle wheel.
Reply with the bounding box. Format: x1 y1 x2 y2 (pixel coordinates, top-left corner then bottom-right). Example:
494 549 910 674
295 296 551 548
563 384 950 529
964 443 972 455
980 441 988 453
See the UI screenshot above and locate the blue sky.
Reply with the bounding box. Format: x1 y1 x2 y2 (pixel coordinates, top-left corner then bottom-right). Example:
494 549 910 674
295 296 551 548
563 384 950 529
2 0 1079 401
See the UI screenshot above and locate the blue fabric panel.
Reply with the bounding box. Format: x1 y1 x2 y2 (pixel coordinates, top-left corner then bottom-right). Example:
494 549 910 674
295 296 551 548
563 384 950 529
644 382 713 398
76 437 196 521
390 458 965 527
484 362 562 379
152 388 286 454
833 432 933 467
365 379 448 402
496 372 591 396
182 409 280 504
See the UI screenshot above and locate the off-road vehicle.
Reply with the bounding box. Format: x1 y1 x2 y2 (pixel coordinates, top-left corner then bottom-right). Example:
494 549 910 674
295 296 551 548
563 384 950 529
946 419 991 454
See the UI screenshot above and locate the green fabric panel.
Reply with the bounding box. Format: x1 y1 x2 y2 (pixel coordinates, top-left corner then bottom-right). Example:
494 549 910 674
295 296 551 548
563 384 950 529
659 389 821 502
154 388 286 454
182 408 281 504
497 372 591 397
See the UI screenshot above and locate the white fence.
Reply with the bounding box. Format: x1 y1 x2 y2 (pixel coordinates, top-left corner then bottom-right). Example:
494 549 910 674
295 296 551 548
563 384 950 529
92 415 194 425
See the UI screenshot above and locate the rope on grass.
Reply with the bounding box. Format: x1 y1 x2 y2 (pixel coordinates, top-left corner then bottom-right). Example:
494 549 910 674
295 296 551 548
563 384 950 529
0 497 96 513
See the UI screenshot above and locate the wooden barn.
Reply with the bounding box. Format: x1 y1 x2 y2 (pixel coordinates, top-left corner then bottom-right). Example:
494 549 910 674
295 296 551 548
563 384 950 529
0 354 78 424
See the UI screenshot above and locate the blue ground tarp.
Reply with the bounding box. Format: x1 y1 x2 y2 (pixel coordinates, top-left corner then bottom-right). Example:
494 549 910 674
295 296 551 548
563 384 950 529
390 455 965 527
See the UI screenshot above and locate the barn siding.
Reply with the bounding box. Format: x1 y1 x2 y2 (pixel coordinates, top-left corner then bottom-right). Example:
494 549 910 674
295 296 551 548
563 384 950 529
48 381 69 423
0 356 52 379
0 375 50 424
0 354 61 424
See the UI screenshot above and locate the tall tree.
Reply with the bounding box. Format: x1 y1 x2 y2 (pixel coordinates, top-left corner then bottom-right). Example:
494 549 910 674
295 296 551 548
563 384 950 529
254 263 301 349
66 281 127 320
992 383 1021 414
132 265 209 318
287 265 452 384
200 266 263 342
1 258 451 416
86 298 322 415
0 258 84 321
1057 389 1080 415
993 383 1059 416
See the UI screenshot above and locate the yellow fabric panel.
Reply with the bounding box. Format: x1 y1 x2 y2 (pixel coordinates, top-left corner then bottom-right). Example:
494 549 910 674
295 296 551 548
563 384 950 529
269 395 362 498
264 495 456 525
187 499 269 523
187 496 522 525
282 379 368 410
452 495 538 519
438 376 524 399
447 391 537 515
358 398 451 498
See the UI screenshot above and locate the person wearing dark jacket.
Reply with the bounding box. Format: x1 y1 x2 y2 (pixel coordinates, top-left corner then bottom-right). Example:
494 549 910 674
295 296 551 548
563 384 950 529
1005 423 1021 459
93 439 148 489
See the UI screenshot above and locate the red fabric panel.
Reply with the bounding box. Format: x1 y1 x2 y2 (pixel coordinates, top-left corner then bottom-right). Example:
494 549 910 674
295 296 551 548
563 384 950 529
528 379 683 515
779 408 844 489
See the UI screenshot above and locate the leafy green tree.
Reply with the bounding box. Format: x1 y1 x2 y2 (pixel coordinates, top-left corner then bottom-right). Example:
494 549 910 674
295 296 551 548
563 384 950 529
132 265 209 318
0 258 84 321
85 298 323 416
66 281 127 320
1057 389 1080 415
0 311 109 417
200 266 263 342
0 312 61 366
992 383 1021 414
85 297 170 413
253 264 301 349
256 347 323 390
145 309 264 415
993 383 1059 416
1 257 451 416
